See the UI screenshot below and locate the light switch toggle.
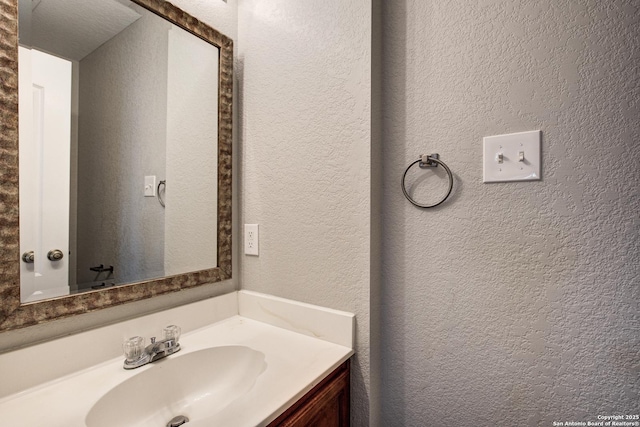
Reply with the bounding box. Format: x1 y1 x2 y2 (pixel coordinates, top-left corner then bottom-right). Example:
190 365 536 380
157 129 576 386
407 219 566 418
496 153 504 164
518 151 525 162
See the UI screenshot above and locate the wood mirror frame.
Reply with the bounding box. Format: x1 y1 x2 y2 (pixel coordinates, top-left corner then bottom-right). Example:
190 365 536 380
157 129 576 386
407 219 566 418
0 0 232 331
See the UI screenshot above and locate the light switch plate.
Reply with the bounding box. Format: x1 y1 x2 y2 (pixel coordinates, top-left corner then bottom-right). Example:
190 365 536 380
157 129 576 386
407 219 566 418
483 130 541 183
144 175 156 196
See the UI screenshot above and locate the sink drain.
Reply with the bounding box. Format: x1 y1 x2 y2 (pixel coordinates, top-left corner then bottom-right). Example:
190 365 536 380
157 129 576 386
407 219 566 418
167 415 189 427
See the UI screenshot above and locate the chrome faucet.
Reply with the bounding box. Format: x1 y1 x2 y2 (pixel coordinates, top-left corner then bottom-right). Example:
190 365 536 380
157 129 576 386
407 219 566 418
123 325 181 369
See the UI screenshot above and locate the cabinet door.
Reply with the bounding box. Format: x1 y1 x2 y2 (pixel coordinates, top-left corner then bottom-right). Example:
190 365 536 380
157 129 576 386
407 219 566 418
269 360 350 427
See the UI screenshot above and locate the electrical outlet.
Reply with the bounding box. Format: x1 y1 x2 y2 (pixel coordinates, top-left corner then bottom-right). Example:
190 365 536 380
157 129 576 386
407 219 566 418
244 224 259 256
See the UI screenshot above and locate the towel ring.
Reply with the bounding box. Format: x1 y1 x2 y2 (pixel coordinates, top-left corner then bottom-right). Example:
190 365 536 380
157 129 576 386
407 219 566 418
157 180 166 207
401 154 453 208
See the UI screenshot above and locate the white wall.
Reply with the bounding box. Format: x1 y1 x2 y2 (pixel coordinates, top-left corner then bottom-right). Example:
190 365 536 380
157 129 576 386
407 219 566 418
380 1 640 425
237 1 373 425
165 25 218 276
77 6 169 287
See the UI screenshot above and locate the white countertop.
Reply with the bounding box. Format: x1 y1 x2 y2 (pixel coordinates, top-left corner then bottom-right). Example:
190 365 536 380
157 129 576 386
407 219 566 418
0 292 354 426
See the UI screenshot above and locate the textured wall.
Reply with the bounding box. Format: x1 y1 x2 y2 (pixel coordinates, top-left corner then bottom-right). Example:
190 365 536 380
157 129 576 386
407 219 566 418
381 1 639 425
77 7 169 287
164 25 218 276
237 1 372 425
170 0 237 44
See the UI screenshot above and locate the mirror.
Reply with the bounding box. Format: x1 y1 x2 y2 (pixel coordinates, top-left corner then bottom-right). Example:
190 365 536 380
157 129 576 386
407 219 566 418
0 0 233 330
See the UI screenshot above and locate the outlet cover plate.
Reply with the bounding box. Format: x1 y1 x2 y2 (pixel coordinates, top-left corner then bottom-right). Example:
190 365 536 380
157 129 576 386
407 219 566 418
244 224 259 256
483 130 541 183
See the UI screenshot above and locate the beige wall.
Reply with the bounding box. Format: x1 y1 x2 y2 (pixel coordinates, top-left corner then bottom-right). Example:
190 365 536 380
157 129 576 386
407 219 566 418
237 0 373 425
380 0 639 425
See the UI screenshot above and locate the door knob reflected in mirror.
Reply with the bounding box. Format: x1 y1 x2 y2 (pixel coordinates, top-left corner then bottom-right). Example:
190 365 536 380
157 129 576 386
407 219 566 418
22 251 35 263
47 249 64 261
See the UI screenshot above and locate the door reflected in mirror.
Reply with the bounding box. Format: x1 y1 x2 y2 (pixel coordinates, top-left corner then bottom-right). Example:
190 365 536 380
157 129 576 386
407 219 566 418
18 0 219 303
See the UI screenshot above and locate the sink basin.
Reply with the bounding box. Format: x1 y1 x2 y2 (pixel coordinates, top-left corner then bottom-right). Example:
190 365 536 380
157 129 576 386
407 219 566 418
86 346 266 427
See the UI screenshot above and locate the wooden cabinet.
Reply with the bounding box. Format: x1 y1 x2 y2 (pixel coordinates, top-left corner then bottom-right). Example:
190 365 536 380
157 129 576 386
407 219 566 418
268 360 350 427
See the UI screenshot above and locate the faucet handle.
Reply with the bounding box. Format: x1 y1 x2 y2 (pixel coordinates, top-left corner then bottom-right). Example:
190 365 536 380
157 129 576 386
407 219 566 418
163 325 181 342
123 336 145 361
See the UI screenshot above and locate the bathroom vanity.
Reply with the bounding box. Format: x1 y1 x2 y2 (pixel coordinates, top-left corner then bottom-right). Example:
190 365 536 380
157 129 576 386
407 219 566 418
0 291 354 426
268 360 350 427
